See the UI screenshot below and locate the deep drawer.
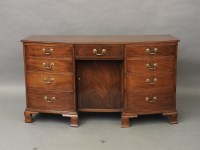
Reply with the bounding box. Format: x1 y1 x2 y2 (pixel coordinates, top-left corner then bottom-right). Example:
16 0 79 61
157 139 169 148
24 43 73 58
126 57 176 74
75 45 124 59
26 72 74 91
126 44 177 58
27 89 74 111
26 58 73 73
125 90 175 113
126 74 175 92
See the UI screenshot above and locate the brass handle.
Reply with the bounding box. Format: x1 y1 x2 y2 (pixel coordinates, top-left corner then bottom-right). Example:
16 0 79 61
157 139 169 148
93 49 106 56
145 95 157 103
146 48 158 55
43 77 54 84
146 77 158 85
42 48 53 55
44 96 56 103
43 63 54 70
146 63 157 70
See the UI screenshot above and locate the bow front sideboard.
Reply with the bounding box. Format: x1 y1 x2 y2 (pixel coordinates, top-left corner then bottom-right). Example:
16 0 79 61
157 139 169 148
21 35 179 128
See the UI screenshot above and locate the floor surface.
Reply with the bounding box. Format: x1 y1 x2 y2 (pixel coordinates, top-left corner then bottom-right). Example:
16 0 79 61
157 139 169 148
0 86 199 150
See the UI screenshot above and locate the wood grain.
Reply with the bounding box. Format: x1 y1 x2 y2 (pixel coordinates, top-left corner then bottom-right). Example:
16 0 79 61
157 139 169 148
26 72 74 91
26 58 73 73
27 89 74 111
75 44 123 60
126 44 177 58
126 90 175 113
25 44 73 58
126 74 175 92
22 35 179 127
22 35 179 44
77 60 122 110
126 58 176 74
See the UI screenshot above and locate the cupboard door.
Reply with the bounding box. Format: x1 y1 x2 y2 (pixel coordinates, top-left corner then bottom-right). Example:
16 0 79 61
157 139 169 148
77 60 122 111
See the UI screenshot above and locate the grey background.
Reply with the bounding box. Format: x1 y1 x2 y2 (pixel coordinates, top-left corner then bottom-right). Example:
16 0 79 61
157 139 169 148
0 0 199 150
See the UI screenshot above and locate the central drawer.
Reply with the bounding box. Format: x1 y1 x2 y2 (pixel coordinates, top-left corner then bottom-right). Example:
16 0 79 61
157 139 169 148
75 45 124 60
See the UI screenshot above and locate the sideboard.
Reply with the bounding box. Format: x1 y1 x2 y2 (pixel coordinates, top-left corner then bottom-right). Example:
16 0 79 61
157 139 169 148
21 35 179 128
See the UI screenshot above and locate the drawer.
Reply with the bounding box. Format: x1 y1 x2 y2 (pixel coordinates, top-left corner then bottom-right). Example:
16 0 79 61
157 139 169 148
126 58 176 74
26 72 74 91
125 91 175 113
126 44 177 58
26 58 73 73
24 44 73 58
27 89 74 111
75 45 123 59
127 74 175 92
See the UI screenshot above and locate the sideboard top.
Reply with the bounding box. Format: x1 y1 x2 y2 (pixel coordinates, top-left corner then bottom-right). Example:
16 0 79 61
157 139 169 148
21 35 179 44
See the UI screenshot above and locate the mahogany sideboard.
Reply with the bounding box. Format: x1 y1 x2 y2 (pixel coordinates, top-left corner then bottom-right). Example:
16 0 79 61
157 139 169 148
21 35 179 128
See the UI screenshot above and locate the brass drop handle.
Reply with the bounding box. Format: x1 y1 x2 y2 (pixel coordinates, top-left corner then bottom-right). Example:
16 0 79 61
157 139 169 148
44 96 56 103
43 63 54 70
146 77 158 85
146 63 157 70
93 49 106 56
42 48 53 55
43 77 54 84
145 95 157 103
146 48 158 55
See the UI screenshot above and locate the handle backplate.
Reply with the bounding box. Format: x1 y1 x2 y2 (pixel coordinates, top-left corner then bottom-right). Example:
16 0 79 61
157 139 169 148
43 77 54 84
146 48 158 55
93 49 106 56
43 63 54 70
146 77 158 85
42 48 53 55
44 96 56 103
145 95 157 103
146 63 157 70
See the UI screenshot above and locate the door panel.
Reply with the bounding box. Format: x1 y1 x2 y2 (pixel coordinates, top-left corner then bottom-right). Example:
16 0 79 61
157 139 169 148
77 60 122 111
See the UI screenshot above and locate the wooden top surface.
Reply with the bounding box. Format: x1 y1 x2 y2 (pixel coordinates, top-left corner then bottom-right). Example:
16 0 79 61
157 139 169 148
21 35 179 44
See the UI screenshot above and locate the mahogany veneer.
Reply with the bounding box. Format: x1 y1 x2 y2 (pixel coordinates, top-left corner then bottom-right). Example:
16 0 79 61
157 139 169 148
77 60 122 111
21 35 179 127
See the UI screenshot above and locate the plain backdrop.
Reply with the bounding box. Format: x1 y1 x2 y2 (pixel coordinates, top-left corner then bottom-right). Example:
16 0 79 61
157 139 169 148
0 0 200 150
0 0 200 89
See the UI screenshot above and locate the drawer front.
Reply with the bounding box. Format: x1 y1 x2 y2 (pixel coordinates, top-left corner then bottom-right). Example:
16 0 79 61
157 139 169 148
126 58 176 74
26 72 74 91
125 91 175 113
26 58 73 73
24 44 73 58
75 45 123 59
126 44 177 58
127 74 175 92
27 90 74 111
